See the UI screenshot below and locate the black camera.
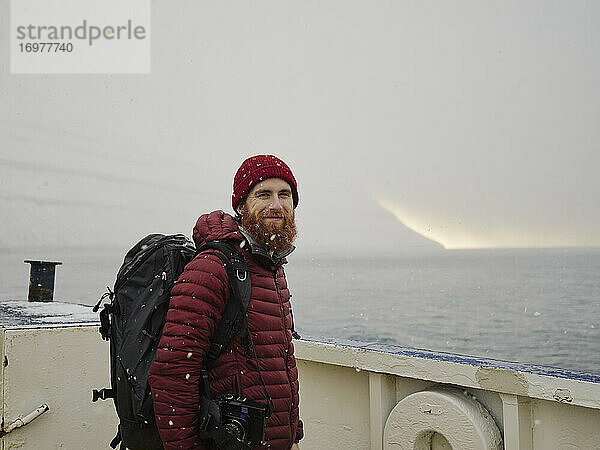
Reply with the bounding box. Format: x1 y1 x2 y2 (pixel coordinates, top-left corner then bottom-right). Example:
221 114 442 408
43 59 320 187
199 394 268 449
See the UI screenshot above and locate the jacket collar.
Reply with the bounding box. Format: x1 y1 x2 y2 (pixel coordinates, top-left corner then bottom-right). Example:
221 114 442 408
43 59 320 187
238 226 295 266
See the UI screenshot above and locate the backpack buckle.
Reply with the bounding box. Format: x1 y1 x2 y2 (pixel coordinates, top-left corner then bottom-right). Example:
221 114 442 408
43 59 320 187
92 388 114 402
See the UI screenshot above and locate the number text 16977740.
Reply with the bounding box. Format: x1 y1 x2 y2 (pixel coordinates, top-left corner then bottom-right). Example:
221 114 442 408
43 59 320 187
19 42 73 52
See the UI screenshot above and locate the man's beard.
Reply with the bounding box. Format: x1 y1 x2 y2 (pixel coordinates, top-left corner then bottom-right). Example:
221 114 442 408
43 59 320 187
240 205 297 253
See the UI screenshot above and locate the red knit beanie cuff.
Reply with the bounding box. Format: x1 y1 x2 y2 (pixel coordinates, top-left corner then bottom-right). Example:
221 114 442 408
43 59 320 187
232 155 299 211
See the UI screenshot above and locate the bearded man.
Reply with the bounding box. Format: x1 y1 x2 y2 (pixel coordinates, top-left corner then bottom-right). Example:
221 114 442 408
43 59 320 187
149 155 303 450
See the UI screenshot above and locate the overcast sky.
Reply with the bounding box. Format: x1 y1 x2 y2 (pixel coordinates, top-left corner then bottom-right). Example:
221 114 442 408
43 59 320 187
1 0 599 252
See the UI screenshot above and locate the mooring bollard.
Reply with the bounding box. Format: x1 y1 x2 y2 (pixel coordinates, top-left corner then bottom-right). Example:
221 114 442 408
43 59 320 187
23 260 62 302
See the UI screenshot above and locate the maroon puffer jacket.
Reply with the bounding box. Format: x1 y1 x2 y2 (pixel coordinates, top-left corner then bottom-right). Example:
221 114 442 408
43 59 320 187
148 210 302 450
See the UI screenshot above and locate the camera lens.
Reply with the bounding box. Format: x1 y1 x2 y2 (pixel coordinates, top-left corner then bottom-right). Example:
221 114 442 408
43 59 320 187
222 419 246 441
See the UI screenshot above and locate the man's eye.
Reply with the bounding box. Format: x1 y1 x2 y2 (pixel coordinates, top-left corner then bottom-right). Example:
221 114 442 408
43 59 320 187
279 193 290 198
257 193 269 198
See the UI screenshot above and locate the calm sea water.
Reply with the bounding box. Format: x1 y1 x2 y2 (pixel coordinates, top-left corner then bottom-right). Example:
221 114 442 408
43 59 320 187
2 247 599 374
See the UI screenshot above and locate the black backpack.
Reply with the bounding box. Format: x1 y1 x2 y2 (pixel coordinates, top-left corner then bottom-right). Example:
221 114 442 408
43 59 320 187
92 233 251 450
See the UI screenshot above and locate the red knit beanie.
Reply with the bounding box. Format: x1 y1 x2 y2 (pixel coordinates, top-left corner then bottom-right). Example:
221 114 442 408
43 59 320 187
232 155 299 211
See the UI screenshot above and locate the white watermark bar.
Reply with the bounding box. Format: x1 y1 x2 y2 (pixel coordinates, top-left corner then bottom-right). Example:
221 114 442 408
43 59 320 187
10 0 150 74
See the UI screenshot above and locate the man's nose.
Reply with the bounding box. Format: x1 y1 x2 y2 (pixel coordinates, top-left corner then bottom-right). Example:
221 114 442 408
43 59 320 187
270 196 283 210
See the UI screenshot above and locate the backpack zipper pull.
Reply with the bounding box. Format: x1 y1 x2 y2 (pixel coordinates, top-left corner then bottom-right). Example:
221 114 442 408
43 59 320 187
93 287 114 312
158 271 168 296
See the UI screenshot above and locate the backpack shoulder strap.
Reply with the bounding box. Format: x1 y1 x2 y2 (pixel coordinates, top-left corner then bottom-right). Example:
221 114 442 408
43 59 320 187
196 240 251 375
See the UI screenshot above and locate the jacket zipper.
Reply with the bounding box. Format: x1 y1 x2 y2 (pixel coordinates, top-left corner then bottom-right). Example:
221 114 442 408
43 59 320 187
273 273 280 295
274 271 295 437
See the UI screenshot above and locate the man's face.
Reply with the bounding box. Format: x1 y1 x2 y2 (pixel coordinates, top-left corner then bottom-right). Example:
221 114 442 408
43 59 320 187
237 178 297 252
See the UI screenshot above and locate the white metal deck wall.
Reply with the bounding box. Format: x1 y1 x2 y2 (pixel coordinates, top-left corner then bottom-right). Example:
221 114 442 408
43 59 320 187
1 325 599 449
294 339 600 449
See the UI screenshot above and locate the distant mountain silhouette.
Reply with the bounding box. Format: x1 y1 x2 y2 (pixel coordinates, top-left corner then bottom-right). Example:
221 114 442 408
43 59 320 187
293 189 443 254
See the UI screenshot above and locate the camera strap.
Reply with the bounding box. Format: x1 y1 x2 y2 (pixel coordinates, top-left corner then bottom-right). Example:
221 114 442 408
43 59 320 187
200 368 212 399
244 318 274 418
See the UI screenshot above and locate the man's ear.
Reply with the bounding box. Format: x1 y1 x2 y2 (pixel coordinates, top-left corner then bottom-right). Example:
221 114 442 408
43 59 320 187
236 205 242 215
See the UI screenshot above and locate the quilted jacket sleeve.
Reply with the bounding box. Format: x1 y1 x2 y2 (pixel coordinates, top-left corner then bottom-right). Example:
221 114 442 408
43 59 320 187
148 253 229 450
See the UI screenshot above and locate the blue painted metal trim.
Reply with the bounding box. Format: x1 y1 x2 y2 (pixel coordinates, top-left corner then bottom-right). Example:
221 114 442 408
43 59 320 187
302 336 600 384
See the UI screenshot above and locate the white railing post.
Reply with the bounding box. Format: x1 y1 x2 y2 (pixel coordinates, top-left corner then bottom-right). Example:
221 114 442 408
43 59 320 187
368 372 396 450
499 393 533 450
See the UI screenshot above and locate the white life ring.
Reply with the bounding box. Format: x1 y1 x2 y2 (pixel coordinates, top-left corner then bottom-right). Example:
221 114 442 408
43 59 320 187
383 387 502 449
